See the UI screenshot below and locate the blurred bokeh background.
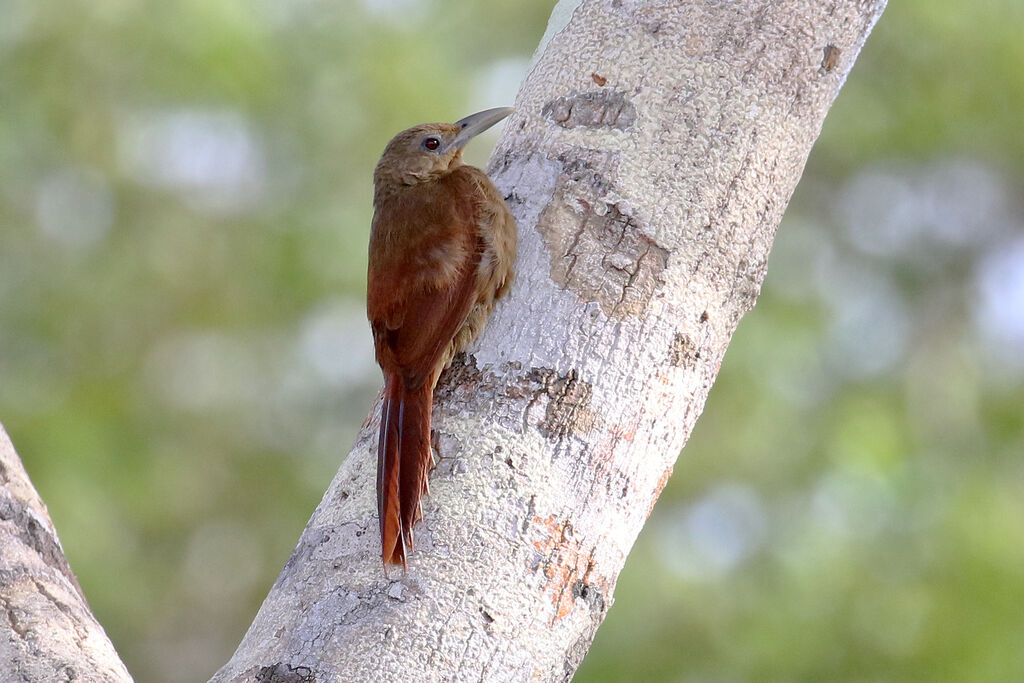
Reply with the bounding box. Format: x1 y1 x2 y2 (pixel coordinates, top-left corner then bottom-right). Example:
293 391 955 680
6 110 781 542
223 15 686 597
1 0 1021 680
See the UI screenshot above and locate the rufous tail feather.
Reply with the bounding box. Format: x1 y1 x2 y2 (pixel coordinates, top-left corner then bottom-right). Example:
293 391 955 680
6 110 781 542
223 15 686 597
377 375 433 567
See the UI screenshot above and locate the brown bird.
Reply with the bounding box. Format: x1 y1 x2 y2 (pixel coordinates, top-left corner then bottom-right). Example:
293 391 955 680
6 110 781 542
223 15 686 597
367 107 517 567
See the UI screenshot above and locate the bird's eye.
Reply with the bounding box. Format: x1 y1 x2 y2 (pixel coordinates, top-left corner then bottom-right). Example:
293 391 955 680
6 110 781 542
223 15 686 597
423 136 441 151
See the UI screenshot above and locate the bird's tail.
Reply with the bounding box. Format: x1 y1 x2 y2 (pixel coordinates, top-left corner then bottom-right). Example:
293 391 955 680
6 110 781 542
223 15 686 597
377 374 433 567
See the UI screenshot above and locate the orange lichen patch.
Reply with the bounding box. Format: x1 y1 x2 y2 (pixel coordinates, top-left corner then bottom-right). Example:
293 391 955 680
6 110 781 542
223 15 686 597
606 419 638 444
530 515 610 624
645 465 675 517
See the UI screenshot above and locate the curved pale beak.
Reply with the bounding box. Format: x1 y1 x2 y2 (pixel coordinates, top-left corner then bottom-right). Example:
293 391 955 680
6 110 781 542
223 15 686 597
450 107 514 150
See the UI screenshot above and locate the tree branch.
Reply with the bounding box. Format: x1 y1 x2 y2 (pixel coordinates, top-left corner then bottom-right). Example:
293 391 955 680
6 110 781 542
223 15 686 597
0 0 886 680
0 424 131 680
212 0 886 681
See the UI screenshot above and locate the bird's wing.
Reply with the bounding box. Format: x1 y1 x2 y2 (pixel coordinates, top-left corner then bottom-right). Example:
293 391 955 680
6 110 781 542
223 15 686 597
372 241 481 385
367 175 486 386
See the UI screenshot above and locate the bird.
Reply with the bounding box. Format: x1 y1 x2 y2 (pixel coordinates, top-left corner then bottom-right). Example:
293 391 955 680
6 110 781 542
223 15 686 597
367 107 517 567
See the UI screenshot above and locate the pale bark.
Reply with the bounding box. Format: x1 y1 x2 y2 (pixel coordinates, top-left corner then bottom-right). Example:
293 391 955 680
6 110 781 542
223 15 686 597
0 0 886 680
0 424 131 681
213 1 885 682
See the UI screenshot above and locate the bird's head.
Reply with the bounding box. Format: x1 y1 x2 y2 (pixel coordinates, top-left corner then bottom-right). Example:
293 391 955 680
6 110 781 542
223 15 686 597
373 107 513 189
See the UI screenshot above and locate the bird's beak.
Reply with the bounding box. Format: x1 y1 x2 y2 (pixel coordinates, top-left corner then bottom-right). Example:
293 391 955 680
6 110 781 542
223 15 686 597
450 107 514 150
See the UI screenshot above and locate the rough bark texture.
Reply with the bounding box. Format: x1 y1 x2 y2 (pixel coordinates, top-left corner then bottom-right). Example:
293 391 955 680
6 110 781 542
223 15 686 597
0 0 885 680
0 424 132 681
212 1 885 681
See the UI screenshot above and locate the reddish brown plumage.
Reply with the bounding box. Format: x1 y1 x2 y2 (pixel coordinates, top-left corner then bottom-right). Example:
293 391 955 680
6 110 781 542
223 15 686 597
367 109 516 567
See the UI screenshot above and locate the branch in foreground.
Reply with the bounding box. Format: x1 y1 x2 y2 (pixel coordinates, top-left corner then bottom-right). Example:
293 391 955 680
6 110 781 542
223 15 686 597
0 424 131 680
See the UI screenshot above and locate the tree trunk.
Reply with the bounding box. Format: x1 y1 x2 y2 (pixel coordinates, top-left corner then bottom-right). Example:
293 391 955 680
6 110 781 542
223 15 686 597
213 1 885 681
0 425 131 681
0 0 886 680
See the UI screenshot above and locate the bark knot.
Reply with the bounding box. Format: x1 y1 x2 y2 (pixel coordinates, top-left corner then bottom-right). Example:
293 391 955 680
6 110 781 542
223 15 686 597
667 332 700 367
572 579 606 615
536 153 670 320
820 44 841 73
526 368 596 441
542 90 637 130
255 663 316 682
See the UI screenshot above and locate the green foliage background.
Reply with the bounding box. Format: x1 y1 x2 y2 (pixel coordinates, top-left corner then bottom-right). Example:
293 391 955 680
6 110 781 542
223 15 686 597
1 1 1022 680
